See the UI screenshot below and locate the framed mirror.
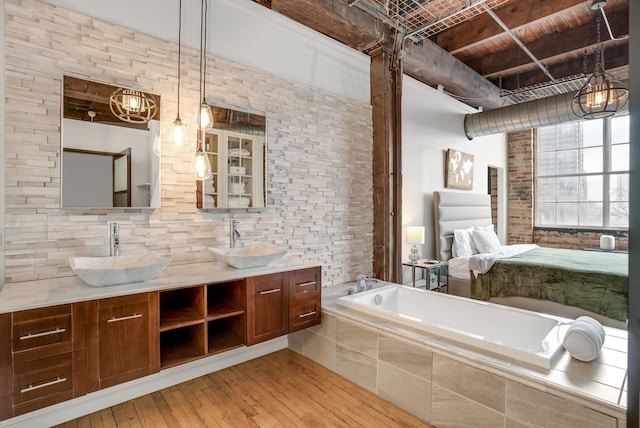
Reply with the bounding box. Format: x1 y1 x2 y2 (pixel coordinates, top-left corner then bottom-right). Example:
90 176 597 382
61 76 161 208
196 105 267 209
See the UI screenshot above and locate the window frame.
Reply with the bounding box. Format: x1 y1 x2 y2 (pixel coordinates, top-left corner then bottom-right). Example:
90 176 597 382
534 115 629 230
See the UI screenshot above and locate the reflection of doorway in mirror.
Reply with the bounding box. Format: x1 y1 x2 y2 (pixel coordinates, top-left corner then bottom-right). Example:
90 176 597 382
113 148 131 207
61 76 161 209
61 118 160 208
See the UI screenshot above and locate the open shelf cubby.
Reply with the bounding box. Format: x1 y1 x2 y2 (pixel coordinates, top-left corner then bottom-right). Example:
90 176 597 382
207 281 245 321
208 316 245 355
159 286 205 331
160 324 206 368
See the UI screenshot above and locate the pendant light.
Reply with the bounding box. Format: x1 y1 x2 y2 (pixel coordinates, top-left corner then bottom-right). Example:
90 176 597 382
191 0 212 181
172 0 186 147
196 0 213 131
572 16 628 120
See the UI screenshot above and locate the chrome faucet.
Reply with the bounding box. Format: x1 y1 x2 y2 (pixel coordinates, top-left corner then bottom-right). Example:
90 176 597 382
230 220 240 248
109 222 119 256
356 274 367 292
356 275 382 292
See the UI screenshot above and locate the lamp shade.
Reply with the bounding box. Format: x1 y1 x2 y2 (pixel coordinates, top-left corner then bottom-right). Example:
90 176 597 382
407 226 425 245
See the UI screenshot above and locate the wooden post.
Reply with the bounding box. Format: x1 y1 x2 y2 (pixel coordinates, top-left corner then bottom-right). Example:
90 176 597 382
369 35 403 283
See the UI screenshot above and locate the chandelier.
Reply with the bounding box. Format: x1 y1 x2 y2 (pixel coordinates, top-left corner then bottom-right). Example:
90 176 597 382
572 16 628 120
109 87 158 124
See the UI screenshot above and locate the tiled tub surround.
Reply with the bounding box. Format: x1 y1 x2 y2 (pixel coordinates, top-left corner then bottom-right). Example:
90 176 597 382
3 0 373 285
336 284 566 369
288 284 628 428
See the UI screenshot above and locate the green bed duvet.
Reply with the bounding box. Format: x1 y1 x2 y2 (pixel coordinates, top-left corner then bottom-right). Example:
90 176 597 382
470 247 628 322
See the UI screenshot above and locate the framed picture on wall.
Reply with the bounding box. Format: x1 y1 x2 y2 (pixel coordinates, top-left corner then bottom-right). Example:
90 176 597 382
445 149 474 190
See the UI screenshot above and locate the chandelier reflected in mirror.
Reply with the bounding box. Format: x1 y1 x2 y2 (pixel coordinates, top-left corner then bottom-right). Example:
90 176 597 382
109 87 158 124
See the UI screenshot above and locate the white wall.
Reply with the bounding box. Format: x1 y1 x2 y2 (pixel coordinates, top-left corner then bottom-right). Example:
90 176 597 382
401 75 508 266
42 0 371 104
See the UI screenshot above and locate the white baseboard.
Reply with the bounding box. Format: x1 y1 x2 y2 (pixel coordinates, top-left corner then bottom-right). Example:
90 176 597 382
1 337 288 428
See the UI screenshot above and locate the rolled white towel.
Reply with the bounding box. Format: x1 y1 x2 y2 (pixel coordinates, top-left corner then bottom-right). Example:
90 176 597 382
562 316 606 362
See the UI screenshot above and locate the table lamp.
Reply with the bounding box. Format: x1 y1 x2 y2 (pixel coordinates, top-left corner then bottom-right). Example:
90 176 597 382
407 226 425 264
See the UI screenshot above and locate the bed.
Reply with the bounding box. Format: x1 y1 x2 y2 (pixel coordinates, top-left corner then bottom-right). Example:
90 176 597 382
433 191 628 328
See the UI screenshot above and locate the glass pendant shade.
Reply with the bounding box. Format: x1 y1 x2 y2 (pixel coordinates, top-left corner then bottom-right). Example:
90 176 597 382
198 101 213 130
191 132 211 181
173 116 186 147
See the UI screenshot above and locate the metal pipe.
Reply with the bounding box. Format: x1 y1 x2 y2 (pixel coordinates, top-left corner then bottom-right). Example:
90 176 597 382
463 84 629 139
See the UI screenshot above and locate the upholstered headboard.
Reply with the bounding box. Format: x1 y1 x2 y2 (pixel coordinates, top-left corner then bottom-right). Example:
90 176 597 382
433 191 492 261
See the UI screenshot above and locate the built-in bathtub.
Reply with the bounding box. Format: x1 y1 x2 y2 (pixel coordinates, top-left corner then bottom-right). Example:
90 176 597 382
336 284 566 369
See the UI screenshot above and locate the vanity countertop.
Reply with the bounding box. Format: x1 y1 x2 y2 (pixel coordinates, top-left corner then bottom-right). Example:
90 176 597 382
0 257 320 314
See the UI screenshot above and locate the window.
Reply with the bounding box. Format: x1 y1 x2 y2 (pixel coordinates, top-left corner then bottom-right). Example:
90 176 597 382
535 115 629 228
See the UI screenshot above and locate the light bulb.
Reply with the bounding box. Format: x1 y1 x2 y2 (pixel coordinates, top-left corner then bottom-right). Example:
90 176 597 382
191 149 212 181
198 101 213 130
173 116 186 147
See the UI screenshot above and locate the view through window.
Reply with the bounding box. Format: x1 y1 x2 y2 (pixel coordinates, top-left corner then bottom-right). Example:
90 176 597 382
536 115 629 228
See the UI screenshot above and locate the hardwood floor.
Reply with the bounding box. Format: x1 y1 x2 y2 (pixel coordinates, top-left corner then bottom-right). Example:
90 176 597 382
56 349 433 427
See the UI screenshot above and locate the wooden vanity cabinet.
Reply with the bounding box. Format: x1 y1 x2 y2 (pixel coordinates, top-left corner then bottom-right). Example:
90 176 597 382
0 313 11 420
289 267 321 332
247 267 322 344
87 293 159 392
246 272 289 345
3 304 87 418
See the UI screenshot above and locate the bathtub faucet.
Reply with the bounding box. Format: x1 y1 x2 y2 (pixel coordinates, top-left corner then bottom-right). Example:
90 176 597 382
357 275 382 292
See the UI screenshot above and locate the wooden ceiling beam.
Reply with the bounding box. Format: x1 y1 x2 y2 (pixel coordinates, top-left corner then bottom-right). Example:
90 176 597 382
269 0 392 52
494 43 629 90
468 9 629 79
403 40 508 109
434 0 593 55
265 0 508 109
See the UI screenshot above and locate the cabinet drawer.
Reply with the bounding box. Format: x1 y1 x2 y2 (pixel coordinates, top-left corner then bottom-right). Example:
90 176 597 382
13 353 74 415
13 305 72 363
289 298 321 332
290 267 321 301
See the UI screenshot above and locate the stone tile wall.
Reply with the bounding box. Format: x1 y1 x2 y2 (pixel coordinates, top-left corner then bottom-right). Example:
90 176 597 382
3 0 373 284
290 312 624 428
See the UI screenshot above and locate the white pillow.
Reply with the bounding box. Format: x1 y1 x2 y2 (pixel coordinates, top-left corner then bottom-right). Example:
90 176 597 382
471 227 501 254
452 227 476 257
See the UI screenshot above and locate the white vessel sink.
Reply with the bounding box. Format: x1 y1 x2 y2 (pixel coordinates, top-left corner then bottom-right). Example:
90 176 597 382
69 253 170 287
208 244 287 269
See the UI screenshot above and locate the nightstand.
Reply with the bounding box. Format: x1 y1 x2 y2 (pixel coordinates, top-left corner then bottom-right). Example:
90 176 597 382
403 260 448 291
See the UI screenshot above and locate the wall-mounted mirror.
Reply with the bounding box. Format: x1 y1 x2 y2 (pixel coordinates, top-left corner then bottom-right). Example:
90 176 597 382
61 76 161 208
196 105 267 209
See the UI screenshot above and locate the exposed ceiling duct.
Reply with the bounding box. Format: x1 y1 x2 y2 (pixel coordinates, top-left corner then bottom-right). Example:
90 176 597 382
463 81 629 139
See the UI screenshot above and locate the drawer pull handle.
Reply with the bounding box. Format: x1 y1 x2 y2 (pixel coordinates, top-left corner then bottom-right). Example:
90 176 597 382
260 288 281 295
20 328 66 340
298 281 317 288
107 313 142 323
299 311 317 318
21 377 67 393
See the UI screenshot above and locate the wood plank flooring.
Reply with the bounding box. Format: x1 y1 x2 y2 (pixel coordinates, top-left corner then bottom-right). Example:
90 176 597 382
56 349 433 427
